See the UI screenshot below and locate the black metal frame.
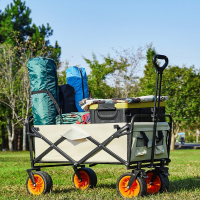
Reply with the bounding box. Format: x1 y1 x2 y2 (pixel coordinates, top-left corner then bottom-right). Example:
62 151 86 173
26 54 172 190
26 113 172 185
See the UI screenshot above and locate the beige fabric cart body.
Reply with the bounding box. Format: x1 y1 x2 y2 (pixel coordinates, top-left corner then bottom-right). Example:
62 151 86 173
34 122 169 164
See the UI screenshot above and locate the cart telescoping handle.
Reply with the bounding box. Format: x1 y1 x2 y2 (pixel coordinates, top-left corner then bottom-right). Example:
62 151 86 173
152 54 168 73
150 54 169 168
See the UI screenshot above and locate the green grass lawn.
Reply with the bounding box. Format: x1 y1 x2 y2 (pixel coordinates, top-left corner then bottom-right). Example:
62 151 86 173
0 150 200 200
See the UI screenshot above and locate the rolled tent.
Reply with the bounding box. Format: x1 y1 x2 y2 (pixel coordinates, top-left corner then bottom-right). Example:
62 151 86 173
27 57 59 125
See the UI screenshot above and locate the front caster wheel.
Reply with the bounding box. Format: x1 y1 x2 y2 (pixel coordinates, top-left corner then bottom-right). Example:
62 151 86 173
26 171 53 195
72 168 97 190
146 171 169 194
116 173 147 198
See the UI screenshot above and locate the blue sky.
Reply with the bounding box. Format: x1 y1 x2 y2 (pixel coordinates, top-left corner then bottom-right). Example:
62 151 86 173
1 0 200 75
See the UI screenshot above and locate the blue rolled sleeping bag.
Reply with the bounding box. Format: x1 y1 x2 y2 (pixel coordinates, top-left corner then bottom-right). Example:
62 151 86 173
66 67 89 112
27 57 59 125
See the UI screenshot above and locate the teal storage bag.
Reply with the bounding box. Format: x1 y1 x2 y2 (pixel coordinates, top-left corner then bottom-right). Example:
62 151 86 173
27 57 59 125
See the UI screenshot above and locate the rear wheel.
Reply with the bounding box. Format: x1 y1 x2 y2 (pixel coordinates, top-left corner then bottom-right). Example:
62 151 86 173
146 171 169 194
72 168 97 190
116 172 147 198
85 168 97 187
159 173 169 192
26 171 53 195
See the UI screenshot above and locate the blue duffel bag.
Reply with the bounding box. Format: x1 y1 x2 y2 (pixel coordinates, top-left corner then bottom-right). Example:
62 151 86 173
66 66 89 112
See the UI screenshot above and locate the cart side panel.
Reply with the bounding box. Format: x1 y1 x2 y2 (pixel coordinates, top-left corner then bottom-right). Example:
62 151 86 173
130 122 169 162
34 123 127 163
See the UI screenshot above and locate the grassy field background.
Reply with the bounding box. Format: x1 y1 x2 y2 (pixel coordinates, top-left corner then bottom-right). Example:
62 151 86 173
0 150 200 199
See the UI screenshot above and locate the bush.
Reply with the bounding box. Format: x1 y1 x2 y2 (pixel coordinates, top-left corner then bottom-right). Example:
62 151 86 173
185 135 198 143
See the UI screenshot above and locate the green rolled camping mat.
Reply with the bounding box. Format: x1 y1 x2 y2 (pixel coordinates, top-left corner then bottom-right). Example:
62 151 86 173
27 57 59 125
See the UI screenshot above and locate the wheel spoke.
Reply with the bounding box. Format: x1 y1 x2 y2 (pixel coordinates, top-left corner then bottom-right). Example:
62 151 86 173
146 172 161 194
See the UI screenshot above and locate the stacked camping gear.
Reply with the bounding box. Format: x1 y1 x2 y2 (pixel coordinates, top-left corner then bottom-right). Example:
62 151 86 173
26 55 172 198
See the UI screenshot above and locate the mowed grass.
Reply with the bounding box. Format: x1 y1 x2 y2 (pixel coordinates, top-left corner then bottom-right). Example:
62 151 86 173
0 150 200 199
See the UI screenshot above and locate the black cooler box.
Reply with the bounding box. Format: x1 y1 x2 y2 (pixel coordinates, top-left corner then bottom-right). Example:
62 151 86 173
89 102 165 124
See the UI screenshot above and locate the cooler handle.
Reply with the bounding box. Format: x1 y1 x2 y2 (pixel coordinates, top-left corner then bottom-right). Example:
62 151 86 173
96 107 116 111
97 109 118 120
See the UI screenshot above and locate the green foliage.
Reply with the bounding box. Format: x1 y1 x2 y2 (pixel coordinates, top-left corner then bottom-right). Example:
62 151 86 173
139 47 200 136
185 135 198 143
84 53 129 99
162 66 200 131
138 47 157 96
57 63 69 85
0 0 61 66
57 69 67 86
0 0 62 150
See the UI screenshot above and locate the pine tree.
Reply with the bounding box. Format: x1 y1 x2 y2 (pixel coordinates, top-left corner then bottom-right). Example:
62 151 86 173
0 0 61 66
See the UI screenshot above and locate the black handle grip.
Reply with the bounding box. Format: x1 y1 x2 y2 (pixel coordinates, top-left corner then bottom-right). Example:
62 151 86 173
97 110 118 120
152 54 168 72
96 107 116 111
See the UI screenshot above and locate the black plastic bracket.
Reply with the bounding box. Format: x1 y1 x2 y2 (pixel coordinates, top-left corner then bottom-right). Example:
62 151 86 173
27 169 36 187
150 167 159 185
127 170 140 189
114 124 121 131
89 164 97 167
113 124 130 138
160 167 170 177
150 165 170 185
73 165 82 182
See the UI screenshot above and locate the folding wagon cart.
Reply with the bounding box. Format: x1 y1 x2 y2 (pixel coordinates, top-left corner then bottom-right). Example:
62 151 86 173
26 55 172 198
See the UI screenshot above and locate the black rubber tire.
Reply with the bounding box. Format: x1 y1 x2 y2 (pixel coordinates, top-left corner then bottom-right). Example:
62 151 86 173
26 171 53 195
72 168 96 189
159 173 169 193
85 168 97 188
146 170 169 194
116 172 147 198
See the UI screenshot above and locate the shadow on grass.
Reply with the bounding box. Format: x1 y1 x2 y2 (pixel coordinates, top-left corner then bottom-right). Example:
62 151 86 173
169 177 200 192
52 177 200 195
53 188 77 194
52 183 116 194
96 183 116 189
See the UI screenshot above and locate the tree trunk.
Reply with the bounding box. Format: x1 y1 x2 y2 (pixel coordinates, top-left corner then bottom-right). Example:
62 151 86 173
6 116 15 151
1 124 6 151
23 125 26 151
14 130 17 151
170 133 175 150
17 132 21 151
196 129 199 143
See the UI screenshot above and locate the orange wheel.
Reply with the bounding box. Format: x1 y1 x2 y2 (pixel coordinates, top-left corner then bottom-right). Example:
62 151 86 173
146 171 161 194
116 173 147 198
72 168 96 190
26 171 53 195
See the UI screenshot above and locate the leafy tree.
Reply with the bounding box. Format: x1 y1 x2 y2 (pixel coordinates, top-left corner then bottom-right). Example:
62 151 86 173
0 104 7 151
139 47 200 149
0 0 61 66
57 61 70 85
83 53 129 99
138 47 157 96
0 0 61 150
111 46 147 98
162 66 200 145
0 33 55 151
